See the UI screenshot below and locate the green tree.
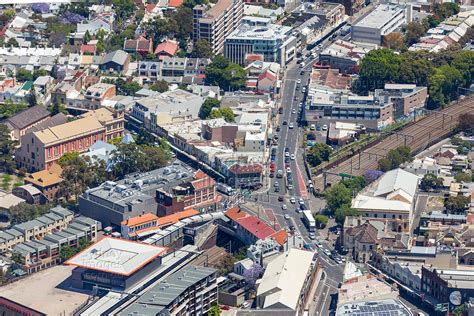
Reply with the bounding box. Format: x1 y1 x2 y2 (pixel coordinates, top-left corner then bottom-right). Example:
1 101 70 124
199 97 220 119
6 38 19 47
84 30 91 44
149 80 169 93
28 86 38 107
454 172 471 183
48 103 67 115
10 252 25 265
452 304 465 316
445 195 469 214
307 143 332 167
354 49 400 94
0 124 16 174
378 146 411 171
340 176 366 194
59 153 107 201
314 214 328 228
123 81 141 96
33 69 49 80
208 305 221 316
16 69 33 82
335 204 359 224
325 183 352 213
60 246 76 261
403 22 427 46
192 39 214 58
420 173 443 191
205 55 246 91
111 143 170 178
208 107 235 122
9 203 51 225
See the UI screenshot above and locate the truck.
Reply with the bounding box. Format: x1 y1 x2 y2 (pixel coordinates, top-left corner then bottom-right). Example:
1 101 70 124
217 183 235 196
302 210 316 232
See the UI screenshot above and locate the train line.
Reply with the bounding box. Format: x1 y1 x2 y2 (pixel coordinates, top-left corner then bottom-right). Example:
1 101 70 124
314 97 474 190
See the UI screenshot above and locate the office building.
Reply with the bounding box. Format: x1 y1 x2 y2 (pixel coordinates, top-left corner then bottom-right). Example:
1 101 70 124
118 265 219 315
319 40 377 74
224 17 297 66
193 0 244 54
78 162 204 227
352 3 410 45
66 237 168 291
375 84 428 118
15 107 124 172
306 90 394 130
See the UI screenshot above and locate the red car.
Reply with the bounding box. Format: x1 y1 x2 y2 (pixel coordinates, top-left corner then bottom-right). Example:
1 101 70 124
221 306 230 310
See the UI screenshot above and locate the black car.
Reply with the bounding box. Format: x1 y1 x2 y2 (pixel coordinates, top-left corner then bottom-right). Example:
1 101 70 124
276 126 281 132
283 120 288 125
278 107 284 114
269 173 274 178
278 196 284 202
289 225 296 231
285 147 289 152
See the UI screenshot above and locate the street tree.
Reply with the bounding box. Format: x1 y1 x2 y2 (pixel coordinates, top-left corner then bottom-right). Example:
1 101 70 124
325 183 352 213
420 174 443 191
445 195 469 214
314 214 329 228
335 204 359 224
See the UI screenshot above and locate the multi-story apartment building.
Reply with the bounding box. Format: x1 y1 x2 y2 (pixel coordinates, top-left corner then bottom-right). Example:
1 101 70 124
193 0 244 54
156 170 220 216
224 17 297 66
351 3 410 45
306 90 394 130
119 265 219 315
16 107 124 172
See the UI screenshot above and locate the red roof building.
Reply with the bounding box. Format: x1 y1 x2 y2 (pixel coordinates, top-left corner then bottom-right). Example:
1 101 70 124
168 0 184 7
225 207 288 246
123 36 153 56
154 40 179 58
146 3 156 12
80 44 97 55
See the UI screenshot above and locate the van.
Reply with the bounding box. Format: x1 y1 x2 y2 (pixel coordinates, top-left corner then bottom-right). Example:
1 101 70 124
310 124 316 131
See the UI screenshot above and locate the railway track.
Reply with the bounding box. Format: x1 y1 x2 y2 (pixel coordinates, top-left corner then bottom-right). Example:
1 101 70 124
314 97 474 190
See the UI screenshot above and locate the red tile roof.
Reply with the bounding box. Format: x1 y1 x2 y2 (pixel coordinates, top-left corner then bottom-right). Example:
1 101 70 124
154 40 179 56
168 0 184 7
225 207 247 221
237 215 276 240
146 3 156 12
228 163 264 175
121 213 158 227
258 70 277 82
270 229 288 246
80 44 96 54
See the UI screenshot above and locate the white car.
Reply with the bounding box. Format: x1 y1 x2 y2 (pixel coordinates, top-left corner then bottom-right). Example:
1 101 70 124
298 198 305 205
290 197 296 204
324 249 331 256
289 123 294 129
288 184 293 190
285 152 290 157
292 109 296 114
290 154 295 160
282 204 287 210
284 214 290 220
322 124 328 131
309 233 316 240
296 78 301 84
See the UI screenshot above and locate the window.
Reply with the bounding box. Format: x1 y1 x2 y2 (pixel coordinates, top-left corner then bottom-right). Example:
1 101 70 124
72 142 75 150
55 147 58 156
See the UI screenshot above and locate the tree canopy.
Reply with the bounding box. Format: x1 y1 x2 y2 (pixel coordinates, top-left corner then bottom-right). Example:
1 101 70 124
307 143 332 167
205 56 246 91
420 173 443 191
378 145 411 172
199 98 221 119
0 124 16 174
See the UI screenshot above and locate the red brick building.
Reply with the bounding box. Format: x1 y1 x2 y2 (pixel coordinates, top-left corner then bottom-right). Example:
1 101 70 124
156 170 221 216
16 107 124 172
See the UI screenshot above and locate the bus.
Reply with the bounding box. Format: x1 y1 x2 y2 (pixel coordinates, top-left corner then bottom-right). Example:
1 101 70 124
302 210 316 232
